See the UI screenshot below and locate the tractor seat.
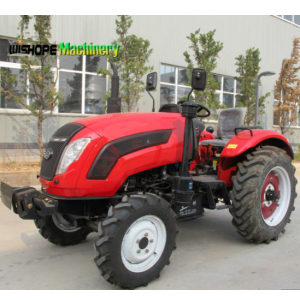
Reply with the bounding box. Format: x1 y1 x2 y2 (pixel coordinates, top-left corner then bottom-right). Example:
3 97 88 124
200 139 228 148
199 108 247 149
200 125 263 149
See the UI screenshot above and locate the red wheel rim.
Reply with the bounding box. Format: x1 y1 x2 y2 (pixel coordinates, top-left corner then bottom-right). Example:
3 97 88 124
260 171 280 219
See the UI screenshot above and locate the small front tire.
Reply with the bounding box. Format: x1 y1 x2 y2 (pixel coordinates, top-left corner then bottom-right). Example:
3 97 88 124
94 193 178 289
34 214 91 246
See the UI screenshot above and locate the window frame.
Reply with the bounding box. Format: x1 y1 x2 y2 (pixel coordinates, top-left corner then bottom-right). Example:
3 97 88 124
0 61 31 110
214 74 241 108
160 64 191 105
159 63 241 109
274 15 300 27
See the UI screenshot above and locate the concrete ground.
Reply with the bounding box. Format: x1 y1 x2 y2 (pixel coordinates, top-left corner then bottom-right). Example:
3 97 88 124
0 173 300 290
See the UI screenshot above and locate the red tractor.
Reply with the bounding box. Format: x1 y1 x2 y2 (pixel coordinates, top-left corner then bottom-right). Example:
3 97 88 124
1 64 297 289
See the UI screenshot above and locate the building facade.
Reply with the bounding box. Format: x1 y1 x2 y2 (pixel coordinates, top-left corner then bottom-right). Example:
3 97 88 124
0 15 300 151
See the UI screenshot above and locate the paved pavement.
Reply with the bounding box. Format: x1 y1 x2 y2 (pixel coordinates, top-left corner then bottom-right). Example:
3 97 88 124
0 173 300 290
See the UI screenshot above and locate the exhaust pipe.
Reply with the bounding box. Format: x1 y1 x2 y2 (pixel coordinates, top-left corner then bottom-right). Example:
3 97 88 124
107 62 121 113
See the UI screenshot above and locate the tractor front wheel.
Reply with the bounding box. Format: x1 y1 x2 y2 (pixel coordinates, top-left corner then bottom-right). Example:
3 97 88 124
94 193 178 289
34 214 91 246
229 146 297 243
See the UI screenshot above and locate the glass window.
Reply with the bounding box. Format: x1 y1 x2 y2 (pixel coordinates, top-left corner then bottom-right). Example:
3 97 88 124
223 77 234 92
0 67 26 109
160 65 175 84
0 38 108 114
276 15 300 27
86 56 106 73
177 86 190 101
0 38 20 63
60 55 82 71
291 109 298 126
159 65 241 110
31 53 57 67
294 15 300 25
273 113 279 126
178 68 190 85
85 74 106 114
160 64 193 105
223 94 234 108
236 80 242 93
209 74 240 108
160 84 175 105
284 15 293 22
235 94 243 107
29 77 55 109
59 72 82 113
213 75 222 90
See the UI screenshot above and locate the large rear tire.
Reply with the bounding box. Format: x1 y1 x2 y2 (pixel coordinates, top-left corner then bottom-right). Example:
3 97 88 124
34 214 91 246
94 193 178 289
229 146 297 243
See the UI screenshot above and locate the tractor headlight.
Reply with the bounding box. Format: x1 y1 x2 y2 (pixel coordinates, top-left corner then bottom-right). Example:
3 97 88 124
56 138 90 175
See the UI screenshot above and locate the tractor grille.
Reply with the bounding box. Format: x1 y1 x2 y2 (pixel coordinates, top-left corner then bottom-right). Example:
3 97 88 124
40 123 85 181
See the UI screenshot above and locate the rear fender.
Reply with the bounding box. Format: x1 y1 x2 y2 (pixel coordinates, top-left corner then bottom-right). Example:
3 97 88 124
218 130 293 187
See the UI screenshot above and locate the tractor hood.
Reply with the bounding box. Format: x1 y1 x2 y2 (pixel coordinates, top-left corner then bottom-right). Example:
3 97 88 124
72 112 185 140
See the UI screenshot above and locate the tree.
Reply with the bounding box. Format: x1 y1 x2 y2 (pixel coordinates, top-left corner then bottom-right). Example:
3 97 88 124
98 15 153 112
0 15 62 163
235 48 270 126
274 37 300 135
183 29 223 111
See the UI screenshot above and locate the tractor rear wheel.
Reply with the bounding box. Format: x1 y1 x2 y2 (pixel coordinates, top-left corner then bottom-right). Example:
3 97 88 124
94 193 178 289
229 146 297 243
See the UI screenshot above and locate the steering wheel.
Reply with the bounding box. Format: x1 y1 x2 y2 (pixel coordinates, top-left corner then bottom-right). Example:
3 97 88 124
177 100 211 118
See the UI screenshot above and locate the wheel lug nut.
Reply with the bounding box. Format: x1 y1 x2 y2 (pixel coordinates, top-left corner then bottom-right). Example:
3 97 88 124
261 203 265 208
136 239 140 243
150 239 153 243
145 249 149 253
270 177 273 183
144 233 148 237
137 249 141 254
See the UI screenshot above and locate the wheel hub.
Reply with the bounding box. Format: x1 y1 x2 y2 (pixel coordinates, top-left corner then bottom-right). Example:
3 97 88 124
261 172 280 219
121 215 167 273
139 237 149 249
265 188 280 202
260 166 291 226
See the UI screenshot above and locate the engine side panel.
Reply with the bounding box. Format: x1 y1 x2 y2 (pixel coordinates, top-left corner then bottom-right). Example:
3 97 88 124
41 113 187 197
